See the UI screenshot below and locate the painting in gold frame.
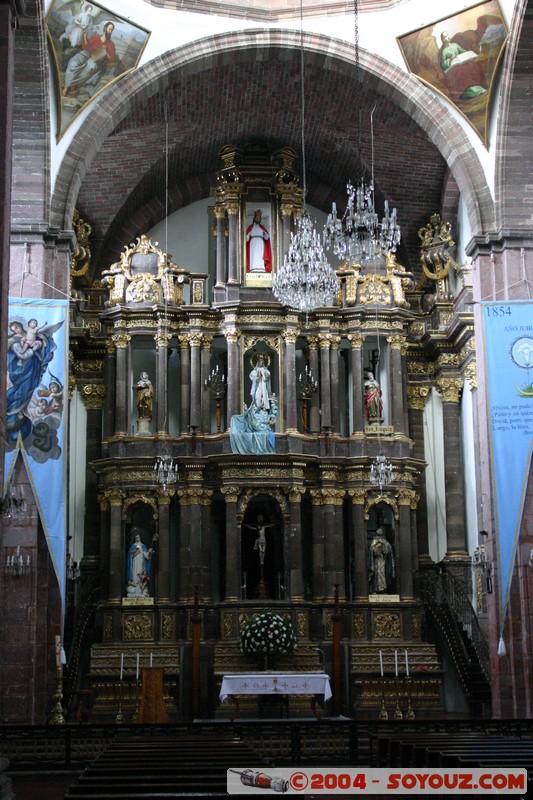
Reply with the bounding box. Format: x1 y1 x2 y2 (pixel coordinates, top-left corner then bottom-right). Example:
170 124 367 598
396 0 508 146
46 0 150 140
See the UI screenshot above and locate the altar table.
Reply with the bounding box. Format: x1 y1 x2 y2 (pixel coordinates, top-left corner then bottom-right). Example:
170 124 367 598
219 672 332 719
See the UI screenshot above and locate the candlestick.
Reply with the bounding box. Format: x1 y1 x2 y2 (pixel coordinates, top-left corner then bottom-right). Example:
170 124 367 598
120 652 124 680
378 649 384 677
394 649 398 677
136 652 140 680
405 649 409 677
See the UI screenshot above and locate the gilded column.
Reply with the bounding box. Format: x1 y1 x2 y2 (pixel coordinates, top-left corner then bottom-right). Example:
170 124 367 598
349 489 367 600
330 335 341 434
112 333 131 436
310 490 325 599
318 334 332 429
437 378 469 558
225 329 241 423
200 335 212 433
348 334 364 434
322 489 344 598
308 337 320 433
283 329 298 433
398 490 417 599
103 340 116 440
155 329 172 436
156 489 172 603
387 333 407 432
227 203 239 284
107 490 124 602
288 488 304 600
189 333 202 431
178 335 190 434
214 206 226 286
222 487 240 600
407 385 431 564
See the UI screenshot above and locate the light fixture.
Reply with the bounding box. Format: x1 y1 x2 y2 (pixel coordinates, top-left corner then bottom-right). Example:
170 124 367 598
1 475 27 519
369 454 394 491
154 455 178 489
5 546 31 577
66 536 80 582
272 0 338 314
323 0 401 264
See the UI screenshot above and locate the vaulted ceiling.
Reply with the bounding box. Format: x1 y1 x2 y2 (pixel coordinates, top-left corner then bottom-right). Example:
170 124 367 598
76 43 448 278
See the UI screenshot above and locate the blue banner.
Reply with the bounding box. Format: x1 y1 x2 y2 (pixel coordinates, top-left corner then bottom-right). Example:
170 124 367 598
4 298 69 612
481 301 533 622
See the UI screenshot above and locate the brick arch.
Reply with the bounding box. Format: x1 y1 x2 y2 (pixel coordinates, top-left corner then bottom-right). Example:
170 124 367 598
494 0 533 231
51 28 494 237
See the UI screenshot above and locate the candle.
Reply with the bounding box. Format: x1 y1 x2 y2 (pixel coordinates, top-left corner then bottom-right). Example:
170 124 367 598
150 652 153 667
405 649 409 678
120 653 124 681
55 635 62 669
136 652 140 680
379 650 384 677
394 649 398 677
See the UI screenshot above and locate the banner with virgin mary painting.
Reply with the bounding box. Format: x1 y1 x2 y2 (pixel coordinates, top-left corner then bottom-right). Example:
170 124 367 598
4 298 69 610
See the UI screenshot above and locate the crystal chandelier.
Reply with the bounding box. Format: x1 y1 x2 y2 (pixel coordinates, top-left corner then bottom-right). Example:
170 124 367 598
324 181 400 263
1 475 27 519
273 213 338 312
369 453 394 491
154 455 178 489
272 0 338 313
323 0 401 263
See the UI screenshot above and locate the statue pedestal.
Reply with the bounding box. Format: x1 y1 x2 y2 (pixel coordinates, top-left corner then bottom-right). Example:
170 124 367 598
136 418 151 436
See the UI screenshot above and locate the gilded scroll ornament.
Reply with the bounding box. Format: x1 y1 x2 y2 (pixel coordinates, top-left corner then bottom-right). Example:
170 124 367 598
296 613 307 638
103 615 113 641
374 612 401 638
365 492 399 520
353 612 365 639
125 274 160 304
70 210 92 281
123 614 153 640
358 274 390 305
161 613 175 639
417 213 458 285
74 359 104 375
412 613 422 639
464 359 478 390
223 612 235 639
221 486 240 504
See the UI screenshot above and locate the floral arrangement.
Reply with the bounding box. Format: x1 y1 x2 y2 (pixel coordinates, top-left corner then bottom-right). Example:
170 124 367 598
240 609 297 658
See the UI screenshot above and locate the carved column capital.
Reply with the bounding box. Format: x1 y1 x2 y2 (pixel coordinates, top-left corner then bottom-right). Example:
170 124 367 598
407 385 431 411
398 489 419 509
318 333 331 348
436 377 463 403
154 330 172 348
214 206 226 220
221 486 240 504
111 333 131 350
307 336 319 350
464 359 478 390
226 203 239 216
330 335 341 350
224 328 240 344
348 333 364 349
80 383 106 409
348 488 366 506
283 329 299 345
288 487 304 504
387 333 407 354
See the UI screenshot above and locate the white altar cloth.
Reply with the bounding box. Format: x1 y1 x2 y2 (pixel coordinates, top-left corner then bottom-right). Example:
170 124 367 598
219 672 332 703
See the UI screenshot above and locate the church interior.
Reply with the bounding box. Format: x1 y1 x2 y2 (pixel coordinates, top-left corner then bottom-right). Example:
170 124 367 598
0 0 532 796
